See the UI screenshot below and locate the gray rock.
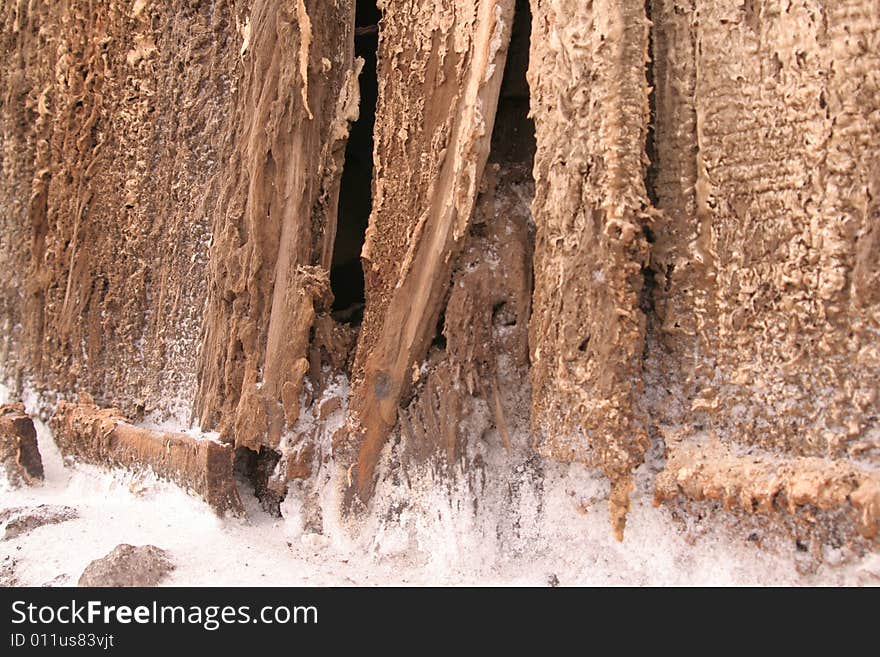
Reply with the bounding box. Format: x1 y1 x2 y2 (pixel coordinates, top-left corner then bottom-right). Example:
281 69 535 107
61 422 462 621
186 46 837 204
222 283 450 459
1 505 78 540
78 544 174 587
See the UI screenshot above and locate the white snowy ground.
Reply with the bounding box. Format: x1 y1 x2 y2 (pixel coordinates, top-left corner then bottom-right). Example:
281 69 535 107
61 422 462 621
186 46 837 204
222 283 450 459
1 383 877 586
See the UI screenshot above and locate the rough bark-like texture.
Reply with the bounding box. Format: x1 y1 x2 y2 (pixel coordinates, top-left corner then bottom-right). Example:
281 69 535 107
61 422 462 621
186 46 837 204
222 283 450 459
655 434 880 541
194 0 357 451
649 0 700 363
1 0 878 545
527 0 654 537
51 401 243 515
0 402 43 486
0 1 243 419
700 0 879 459
344 0 517 501
650 1 880 463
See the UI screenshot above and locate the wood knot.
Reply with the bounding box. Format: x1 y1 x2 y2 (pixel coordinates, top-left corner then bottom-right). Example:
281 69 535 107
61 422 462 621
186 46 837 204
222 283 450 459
373 371 392 399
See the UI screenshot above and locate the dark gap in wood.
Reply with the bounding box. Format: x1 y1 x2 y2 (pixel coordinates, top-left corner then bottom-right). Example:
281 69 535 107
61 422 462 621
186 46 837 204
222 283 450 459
490 0 536 166
330 0 381 325
234 446 283 517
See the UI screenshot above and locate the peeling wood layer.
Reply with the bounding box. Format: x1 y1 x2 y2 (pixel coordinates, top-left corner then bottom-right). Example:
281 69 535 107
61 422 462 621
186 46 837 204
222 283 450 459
51 401 243 515
388 0 535 480
344 0 517 501
194 0 357 450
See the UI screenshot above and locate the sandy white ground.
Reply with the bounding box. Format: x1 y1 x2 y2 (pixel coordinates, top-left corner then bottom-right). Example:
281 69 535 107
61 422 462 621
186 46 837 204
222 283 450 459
1 384 877 586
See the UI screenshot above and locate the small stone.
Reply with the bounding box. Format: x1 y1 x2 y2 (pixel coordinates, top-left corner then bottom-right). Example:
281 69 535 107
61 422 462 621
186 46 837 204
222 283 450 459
42 573 72 587
1 505 78 540
78 544 174 587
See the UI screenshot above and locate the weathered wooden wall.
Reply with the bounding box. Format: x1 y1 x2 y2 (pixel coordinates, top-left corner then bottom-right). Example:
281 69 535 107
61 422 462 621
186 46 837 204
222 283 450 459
651 0 880 462
193 0 357 452
1 0 245 418
1 0 877 541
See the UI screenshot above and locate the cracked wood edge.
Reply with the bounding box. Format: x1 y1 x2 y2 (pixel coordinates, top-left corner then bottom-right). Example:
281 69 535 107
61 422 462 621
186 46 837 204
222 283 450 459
345 0 516 503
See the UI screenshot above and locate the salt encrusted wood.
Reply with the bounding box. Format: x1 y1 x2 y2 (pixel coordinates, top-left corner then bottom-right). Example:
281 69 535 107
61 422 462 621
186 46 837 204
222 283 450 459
194 0 358 451
673 0 880 460
343 0 517 502
1 0 878 546
526 0 654 539
51 401 243 515
0 1 246 419
655 435 880 541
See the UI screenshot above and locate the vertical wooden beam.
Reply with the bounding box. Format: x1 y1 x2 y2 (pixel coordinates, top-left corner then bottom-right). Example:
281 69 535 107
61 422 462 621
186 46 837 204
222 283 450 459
527 0 654 539
195 0 358 450
344 0 517 502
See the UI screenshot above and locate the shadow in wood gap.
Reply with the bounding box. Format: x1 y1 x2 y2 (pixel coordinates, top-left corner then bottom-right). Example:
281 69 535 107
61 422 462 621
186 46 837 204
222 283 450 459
234 446 283 517
330 0 381 326
489 0 536 167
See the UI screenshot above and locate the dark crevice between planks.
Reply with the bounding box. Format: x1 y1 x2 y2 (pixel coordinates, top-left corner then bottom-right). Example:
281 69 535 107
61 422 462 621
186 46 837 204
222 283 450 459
329 0 381 327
